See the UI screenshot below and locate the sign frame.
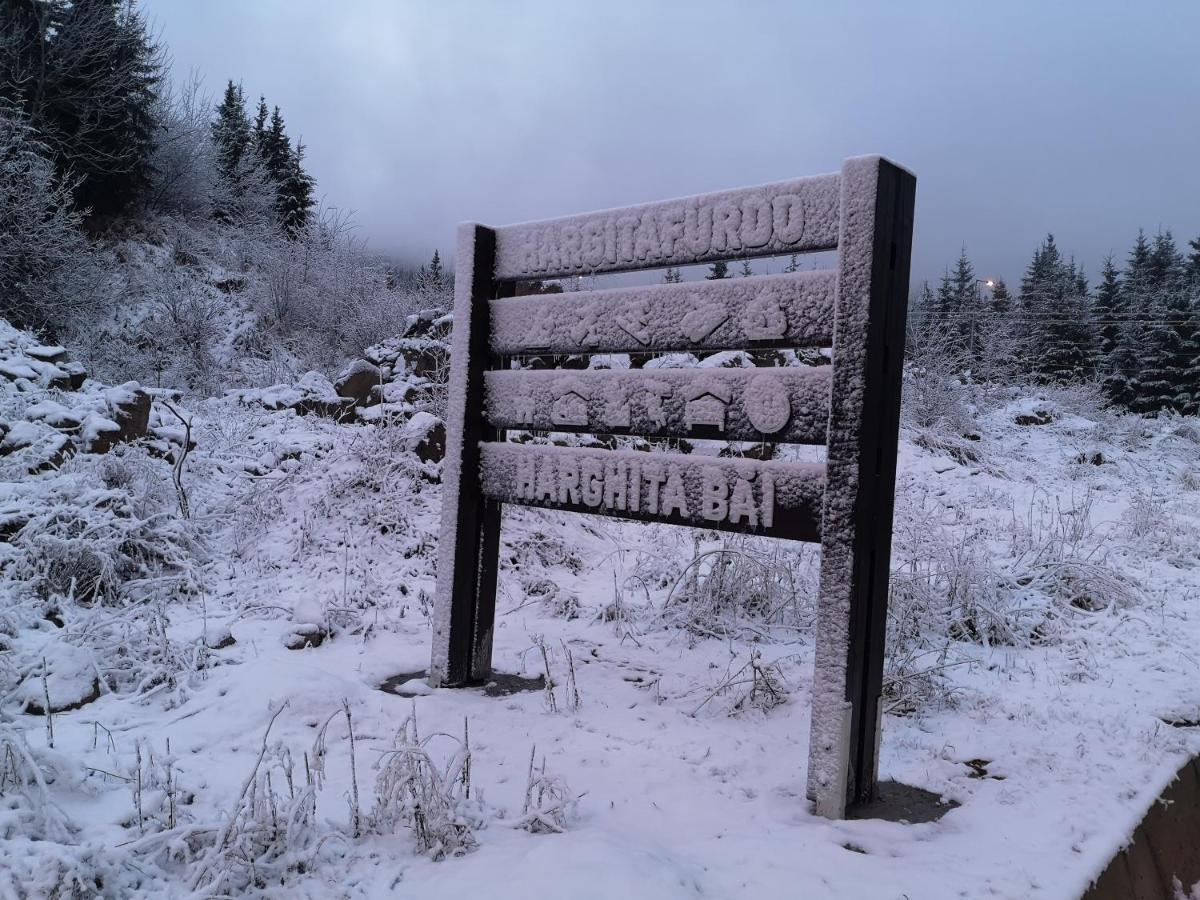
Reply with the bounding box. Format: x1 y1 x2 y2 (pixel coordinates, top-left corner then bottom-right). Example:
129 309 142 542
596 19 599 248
430 156 916 819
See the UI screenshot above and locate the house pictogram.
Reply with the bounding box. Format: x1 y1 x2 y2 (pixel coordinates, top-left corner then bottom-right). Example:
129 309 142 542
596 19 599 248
551 379 591 426
684 382 732 432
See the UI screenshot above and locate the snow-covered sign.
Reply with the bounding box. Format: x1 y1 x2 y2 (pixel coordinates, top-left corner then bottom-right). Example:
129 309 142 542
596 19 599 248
433 156 917 822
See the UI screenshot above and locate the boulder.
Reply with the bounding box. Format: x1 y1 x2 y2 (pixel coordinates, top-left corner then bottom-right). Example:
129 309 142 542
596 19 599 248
292 371 357 421
1015 408 1053 426
334 358 382 406
400 411 446 463
25 345 68 364
109 384 151 441
402 343 449 378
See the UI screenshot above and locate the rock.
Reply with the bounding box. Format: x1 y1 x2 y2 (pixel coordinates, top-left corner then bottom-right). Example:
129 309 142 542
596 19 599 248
402 343 449 378
401 309 439 338
291 371 357 421
401 411 446 463
376 381 417 404
334 358 382 406
204 624 236 650
932 459 958 474
283 623 327 650
63 362 87 390
25 345 68 364
1015 408 1053 426
107 383 151 442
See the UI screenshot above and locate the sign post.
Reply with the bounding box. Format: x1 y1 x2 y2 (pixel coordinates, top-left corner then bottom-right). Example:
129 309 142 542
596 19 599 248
431 156 916 819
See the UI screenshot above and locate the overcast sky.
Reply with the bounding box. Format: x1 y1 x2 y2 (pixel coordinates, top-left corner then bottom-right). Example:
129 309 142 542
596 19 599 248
143 0 1200 287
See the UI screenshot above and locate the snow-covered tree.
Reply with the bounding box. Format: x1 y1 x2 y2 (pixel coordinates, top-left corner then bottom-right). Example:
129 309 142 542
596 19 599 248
0 0 162 216
1020 235 1096 382
0 101 97 331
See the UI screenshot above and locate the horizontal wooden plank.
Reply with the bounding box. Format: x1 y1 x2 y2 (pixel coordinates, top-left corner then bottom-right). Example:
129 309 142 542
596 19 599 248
485 366 831 444
493 173 841 280
479 442 824 541
490 270 837 356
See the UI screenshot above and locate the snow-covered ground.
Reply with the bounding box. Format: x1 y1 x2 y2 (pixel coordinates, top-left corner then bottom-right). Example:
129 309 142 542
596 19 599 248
1 337 1198 898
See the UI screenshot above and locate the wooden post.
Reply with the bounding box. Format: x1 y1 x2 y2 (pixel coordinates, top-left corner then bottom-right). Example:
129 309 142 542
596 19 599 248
429 224 504 687
808 157 916 817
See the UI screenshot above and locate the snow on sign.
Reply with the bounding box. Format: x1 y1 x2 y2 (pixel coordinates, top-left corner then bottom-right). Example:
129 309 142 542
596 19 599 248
433 156 916 820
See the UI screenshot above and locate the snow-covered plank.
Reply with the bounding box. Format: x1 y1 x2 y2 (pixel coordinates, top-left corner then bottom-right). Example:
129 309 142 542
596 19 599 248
490 270 837 355
493 173 841 280
484 366 831 444
806 155 916 819
479 442 824 541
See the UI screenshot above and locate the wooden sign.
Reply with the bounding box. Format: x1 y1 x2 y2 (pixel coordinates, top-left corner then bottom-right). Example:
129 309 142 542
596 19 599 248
431 156 916 820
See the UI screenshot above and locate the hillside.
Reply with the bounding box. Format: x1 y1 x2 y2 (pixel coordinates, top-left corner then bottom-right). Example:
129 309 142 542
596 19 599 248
0 310 1196 898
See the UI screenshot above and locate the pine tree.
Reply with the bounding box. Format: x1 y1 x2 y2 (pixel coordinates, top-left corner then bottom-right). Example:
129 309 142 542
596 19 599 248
705 260 728 280
740 260 753 277
662 267 682 283
1132 231 1190 412
253 96 269 154
1020 235 1097 382
427 250 444 292
277 139 315 236
930 249 981 365
212 81 252 190
1187 236 1200 286
783 253 800 273
2 0 162 216
1093 255 1122 363
990 278 1011 319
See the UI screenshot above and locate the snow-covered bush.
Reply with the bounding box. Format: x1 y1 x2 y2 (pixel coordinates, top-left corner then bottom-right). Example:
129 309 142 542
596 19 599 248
371 707 484 859
0 101 103 334
1 464 199 608
661 533 817 639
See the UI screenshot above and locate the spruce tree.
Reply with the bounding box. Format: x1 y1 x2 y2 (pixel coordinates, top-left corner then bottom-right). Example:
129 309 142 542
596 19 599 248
705 260 728 280
277 139 315 236
253 96 269 154
989 278 1011 319
662 267 682 283
1188 236 1200 286
2 0 162 216
1093 255 1122 363
212 81 252 190
1133 231 1190 412
427 250 444 292
740 260 753 277
1020 235 1097 382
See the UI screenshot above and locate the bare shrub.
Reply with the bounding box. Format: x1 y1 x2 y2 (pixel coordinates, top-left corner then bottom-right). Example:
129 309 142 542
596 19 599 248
370 706 484 859
661 534 816 639
515 747 578 834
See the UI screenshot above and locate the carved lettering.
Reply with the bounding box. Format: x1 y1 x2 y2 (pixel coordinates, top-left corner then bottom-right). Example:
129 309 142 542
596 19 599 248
559 458 581 504
741 197 773 247
582 457 604 507
728 473 758 527
702 467 728 521
603 459 628 511
502 452 779 530
643 464 666 515
511 187 816 275
661 465 689 517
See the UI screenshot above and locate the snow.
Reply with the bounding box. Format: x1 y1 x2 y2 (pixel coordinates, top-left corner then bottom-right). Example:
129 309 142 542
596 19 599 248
0 347 1196 896
493 172 842 280
489 270 837 356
